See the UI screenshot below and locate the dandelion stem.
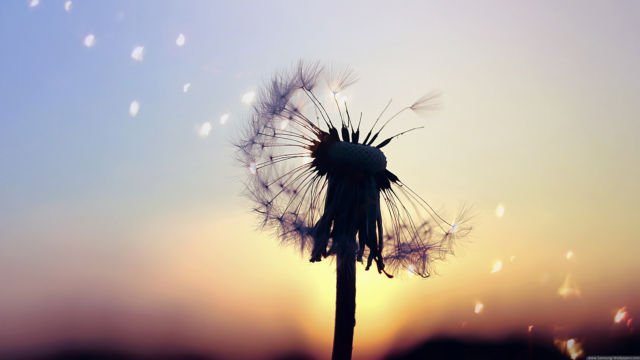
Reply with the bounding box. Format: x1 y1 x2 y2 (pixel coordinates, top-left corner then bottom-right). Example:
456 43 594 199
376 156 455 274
332 248 356 360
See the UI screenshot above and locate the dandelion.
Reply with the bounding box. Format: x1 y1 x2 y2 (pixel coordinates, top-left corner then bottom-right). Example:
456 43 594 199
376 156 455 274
237 61 471 360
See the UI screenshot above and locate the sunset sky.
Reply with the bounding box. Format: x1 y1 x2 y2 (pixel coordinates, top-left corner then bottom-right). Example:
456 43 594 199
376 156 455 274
1 1 639 359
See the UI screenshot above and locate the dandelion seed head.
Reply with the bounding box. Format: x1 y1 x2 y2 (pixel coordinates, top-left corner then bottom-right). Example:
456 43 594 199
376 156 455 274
237 61 470 278
128 100 140 117
131 46 144 62
176 33 186 47
64 1 72 12
83 34 96 48
198 122 212 138
183 83 191 93
220 113 230 125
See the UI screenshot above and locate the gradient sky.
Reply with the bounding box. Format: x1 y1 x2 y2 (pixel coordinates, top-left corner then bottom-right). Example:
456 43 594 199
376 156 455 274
1 1 639 359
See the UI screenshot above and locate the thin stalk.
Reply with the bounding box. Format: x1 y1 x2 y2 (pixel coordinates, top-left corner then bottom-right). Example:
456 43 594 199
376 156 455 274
332 249 356 360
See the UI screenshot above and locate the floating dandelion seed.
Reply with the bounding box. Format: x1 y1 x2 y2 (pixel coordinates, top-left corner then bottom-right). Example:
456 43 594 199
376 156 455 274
510 255 516 262
565 250 574 260
183 83 191 93
28 0 39 8
220 113 230 125
198 122 212 138
614 306 628 324
128 100 140 117
491 259 503 274
558 273 581 299
241 91 256 104
528 325 533 333
495 203 505 218
236 61 471 360
83 34 96 48
554 338 584 360
64 0 72 12
131 46 144 62
176 33 186 47
474 301 484 314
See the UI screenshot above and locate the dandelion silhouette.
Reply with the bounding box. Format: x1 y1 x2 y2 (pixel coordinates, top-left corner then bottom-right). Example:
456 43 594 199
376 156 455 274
237 61 471 360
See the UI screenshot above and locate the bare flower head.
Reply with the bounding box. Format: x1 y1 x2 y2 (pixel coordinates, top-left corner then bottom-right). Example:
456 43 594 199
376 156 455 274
237 61 470 278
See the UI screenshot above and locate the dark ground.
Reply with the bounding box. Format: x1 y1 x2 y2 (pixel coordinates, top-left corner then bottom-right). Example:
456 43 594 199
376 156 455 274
3 332 638 359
